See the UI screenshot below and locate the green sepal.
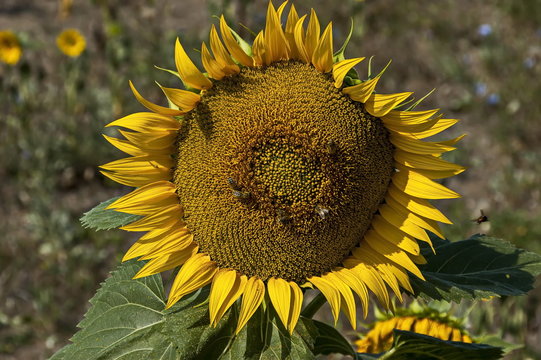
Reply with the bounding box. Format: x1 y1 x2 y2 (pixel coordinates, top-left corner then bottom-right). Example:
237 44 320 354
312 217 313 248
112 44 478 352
333 18 354 63
230 27 254 57
80 197 141 231
154 65 200 93
411 234 541 302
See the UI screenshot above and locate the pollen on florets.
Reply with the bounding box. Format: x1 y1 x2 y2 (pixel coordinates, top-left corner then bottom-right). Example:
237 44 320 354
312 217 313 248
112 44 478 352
173 61 394 282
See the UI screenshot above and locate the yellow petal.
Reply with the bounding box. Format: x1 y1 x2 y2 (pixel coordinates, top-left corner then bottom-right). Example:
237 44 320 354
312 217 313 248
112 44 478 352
394 150 464 173
134 244 198 279
252 31 266 67
360 231 424 280
390 133 456 155
287 281 303 334
392 168 461 199
106 112 180 132
385 116 440 134
102 134 146 157
293 15 309 63
371 215 421 255
399 118 459 139
284 4 300 60
264 1 289 64
159 86 201 111
120 204 182 232
304 9 320 61
129 81 185 116
402 166 465 180
276 0 288 18
385 194 445 239
236 277 265 334
209 270 247 327
361 252 403 302
219 16 253 67
167 253 217 308
267 277 293 329
209 25 240 75
362 251 412 297
365 92 413 117
382 109 440 125
119 129 176 151
379 204 431 243
312 22 333 72
342 75 381 103
201 42 226 80
439 134 466 147
123 225 181 261
100 170 169 187
387 184 452 224
333 268 369 318
308 275 341 323
107 180 177 215
333 57 364 88
140 231 193 260
342 256 390 309
175 38 212 90
324 273 357 329
100 155 173 174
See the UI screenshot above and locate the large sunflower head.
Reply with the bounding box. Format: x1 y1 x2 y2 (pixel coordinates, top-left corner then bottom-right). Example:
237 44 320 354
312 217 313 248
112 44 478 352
101 1 464 334
0 30 22 65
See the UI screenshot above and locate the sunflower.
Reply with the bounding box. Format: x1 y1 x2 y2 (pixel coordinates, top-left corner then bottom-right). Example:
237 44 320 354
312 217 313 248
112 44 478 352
101 1 464 334
56 29 86 57
0 31 22 65
356 309 473 353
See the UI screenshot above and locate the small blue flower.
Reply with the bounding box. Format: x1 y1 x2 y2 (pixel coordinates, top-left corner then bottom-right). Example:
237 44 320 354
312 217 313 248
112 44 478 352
524 57 535 69
478 24 492 37
487 93 500 105
475 82 487 97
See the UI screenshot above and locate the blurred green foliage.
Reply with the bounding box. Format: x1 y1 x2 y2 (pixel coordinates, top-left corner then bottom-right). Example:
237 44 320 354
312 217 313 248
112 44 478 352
0 0 540 359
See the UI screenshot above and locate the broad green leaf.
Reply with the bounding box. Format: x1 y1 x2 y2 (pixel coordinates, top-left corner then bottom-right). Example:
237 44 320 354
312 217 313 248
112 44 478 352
80 197 141 231
312 319 355 357
163 287 237 360
411 234 541 302
49 260 172 360
220 308 318 360
50 260 341 360
382 330 503 360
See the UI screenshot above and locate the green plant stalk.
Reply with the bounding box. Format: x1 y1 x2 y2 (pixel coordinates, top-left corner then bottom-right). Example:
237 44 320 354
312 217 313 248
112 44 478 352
301 292 326 319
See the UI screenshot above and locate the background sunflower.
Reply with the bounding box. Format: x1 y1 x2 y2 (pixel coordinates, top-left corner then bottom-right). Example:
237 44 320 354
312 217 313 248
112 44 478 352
1 1 540 359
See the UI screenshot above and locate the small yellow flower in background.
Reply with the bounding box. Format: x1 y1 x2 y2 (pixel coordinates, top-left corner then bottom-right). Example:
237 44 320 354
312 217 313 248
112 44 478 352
356 311 472 353
56 29 86 57
0 31 22 65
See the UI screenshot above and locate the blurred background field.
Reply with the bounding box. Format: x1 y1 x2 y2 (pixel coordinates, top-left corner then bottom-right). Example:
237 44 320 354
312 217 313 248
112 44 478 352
0 0 540 359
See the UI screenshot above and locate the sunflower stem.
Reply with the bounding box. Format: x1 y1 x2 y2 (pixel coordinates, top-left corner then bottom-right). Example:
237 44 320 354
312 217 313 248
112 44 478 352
301 292 326 319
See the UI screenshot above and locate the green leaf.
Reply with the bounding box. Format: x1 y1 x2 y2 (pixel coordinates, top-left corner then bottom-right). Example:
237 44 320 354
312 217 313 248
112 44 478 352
411 234 541 302
163 286 237 360
49 260 173 360
312 319 355 357
220 308 318 360
51 259 345 360
382 330 503 360
80 197 141 231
